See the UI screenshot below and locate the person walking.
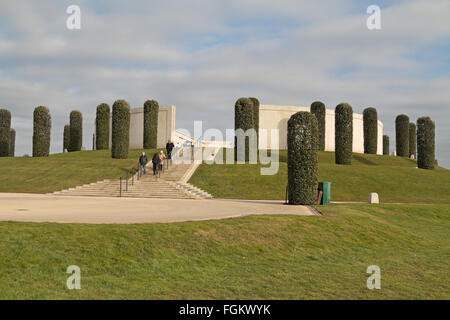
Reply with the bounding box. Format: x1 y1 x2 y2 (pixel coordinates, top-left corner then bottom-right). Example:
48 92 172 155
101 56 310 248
166 140 175 160
152 152 160 176
139 152 148 174
159 150 166 172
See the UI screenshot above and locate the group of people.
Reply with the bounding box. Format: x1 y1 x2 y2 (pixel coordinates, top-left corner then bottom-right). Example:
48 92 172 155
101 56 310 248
138 140 176 176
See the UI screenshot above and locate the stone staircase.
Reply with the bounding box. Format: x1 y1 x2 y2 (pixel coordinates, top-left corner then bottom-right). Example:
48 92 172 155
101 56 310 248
52 161 212 200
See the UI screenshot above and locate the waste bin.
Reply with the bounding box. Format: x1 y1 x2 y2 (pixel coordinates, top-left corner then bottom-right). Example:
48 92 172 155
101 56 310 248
319 181 331 205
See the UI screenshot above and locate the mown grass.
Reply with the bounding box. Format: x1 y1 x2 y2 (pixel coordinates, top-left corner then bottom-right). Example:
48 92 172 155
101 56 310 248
0 149 158 194
0 204 448 299
189 150 450 204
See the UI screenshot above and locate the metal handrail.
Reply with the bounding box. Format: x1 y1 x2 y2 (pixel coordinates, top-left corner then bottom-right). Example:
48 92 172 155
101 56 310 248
119 161 144 197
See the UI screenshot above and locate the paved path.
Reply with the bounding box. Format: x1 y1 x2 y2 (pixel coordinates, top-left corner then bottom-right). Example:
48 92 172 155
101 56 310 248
0 193 314 224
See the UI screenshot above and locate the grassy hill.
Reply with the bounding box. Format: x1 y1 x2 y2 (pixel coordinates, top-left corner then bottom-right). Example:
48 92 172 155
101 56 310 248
1 204 448 299
0 149 158 194
190 150 450 204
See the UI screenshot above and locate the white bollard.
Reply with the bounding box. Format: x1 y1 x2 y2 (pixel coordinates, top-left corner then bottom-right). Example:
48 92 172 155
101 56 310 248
368 193 379 204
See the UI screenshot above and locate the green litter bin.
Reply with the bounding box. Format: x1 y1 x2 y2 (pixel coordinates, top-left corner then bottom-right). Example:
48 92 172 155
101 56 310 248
319 182 332 205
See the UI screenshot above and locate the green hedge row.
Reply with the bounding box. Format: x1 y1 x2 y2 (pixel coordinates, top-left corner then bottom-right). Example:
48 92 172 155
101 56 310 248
111 99 130 159
395 114 409 157
96 103 110 150
417 117 435 170
363 107 378 154
287 111 318 205
68 111 82 152
310 101 326 151
33 106 51 157
335 103 353 165
63 124 70 151
409 122 416 159
0 109 11 157
143 100 159 149
383 135 389 155
234 97 255 162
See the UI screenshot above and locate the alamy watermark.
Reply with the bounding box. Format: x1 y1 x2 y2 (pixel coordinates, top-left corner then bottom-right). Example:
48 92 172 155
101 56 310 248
66 5 81 30
366 5 381 30
66 265 81 290
366 265 381 290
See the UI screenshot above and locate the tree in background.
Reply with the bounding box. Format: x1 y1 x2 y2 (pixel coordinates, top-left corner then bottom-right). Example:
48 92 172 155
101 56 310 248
68 111 83 152
234 97 255 162
417 117 435 170
249 97 260 148
287 111 318 205
335 103 353 165
143 100 159 149
9 128 15 157
96 103 110 150
32 106 51 157
111 99 130 159
409 122 417 159
363 107 378 154
63 124 70 151
383 135 390 155
395 114 409 157
0 109 11 157
310 101 326 151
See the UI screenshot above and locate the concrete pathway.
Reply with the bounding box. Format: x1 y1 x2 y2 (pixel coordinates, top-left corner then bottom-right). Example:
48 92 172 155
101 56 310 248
0 193 314 224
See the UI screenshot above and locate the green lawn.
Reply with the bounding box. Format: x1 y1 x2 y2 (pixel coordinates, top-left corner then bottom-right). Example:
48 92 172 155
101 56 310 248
189 150 450 204
1 204 448 299
0 149 158 194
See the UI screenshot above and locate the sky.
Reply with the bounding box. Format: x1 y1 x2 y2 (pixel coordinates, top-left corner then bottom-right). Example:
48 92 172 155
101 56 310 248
1 0 449 168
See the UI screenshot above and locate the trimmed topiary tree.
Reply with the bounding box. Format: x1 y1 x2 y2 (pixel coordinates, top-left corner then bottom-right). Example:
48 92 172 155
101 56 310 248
68 111 82 152
63 124 70 151
363 107 378 154
32 106 51 157
9 128 15 157
287 111 318 205
409 122 416 159
383 135 389 155
249 97 260 147
335 103 353 165
0 109 11 157
111 99 130 159
417 117 435 170
310 101 326 151
395 114 409 157
143 100 159 149
96 103 110 150
234 97 255 162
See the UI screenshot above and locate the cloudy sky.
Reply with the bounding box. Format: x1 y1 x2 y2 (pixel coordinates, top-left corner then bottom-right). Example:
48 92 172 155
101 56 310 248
1 0 449 167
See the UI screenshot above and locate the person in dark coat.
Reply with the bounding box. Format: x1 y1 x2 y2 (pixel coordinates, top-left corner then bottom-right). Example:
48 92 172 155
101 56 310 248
152 152 160 175
139 152 148 174
166 140 175 159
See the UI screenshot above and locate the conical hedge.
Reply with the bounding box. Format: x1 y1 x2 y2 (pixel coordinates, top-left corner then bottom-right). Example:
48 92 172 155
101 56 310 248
0 109 11 157
363 107 378 154
234 97 255 162
96 103 110 150
68 111 82 152
63 124 70 151
310 101 326 151
335 103 353 165
395 114 409 157
417 117 435 170
409 122 416 159
143 100 159 149
111 99 130 159
33 106 51 157
383 135 389 155
9 128 15 157
287 111 318 205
